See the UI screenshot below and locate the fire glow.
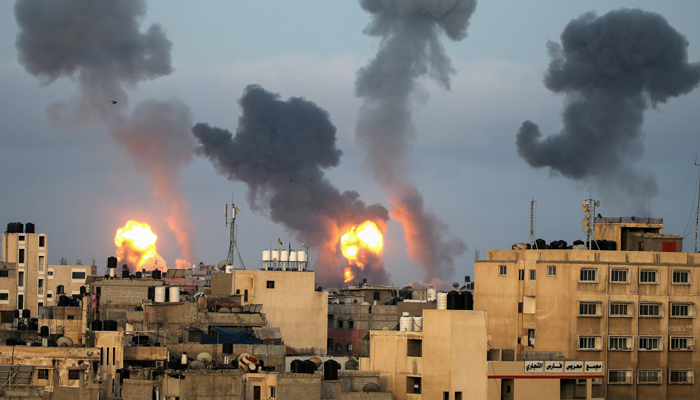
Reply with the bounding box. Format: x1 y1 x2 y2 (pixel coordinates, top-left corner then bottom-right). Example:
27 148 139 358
341 221 383 282
115 220 159 271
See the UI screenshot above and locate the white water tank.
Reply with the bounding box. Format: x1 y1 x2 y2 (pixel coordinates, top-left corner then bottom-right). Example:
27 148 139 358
271 250 279 263
437 293 447 310
427 286 437 302
280 251 289 262
169 286 180 302
262 250 271 261
413 316 423 332
399 312 414 332
297 250 307 270
289 250 297 262
154 286 166 303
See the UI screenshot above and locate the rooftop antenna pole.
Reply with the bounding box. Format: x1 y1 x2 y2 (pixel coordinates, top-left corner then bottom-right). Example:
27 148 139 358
582 199 600 250
695 157 700 253
527 198 537 249
226 203 246 270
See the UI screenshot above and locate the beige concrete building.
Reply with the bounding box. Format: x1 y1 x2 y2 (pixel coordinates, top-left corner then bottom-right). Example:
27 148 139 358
476 241 700 399
212 269 328 354
1 223 95 319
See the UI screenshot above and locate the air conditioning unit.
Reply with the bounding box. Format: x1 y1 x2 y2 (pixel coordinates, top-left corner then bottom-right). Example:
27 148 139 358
688 345 695 351
155 361 164 368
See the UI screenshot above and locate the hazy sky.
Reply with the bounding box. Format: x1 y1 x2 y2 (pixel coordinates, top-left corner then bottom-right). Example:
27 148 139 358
2 0 699 289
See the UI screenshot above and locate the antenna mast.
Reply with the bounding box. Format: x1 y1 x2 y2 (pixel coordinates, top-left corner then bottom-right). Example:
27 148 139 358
581 198 600 250
226 203 246 269
695 157 700 253
527 199 537 249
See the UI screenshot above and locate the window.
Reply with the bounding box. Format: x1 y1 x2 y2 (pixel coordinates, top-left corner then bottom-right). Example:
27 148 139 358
18 271 24 287
579 268 597 282
266 280 275 288
346 343 352 352
639 336 662 351
71 271 86 280
38 279 44 295
347 319 354 330
443 392 449 400
669 370 694 384
518 270 524 281
610 268 628 283
270 386 276 399
578 336 601 350
18 235 25 242
547 265 556 277
38 302 43 307
47 293 52 299
609 336 633 351
640 269 658 284
0 293 8 301
577 378 603 386
39 236 45 247
579 302 601 317
68 370 80 380
610 302 633 317
671 303 694 318
638 370 662 384
37 369 49 380
56 285 64 294
455 392 462 400
670 337 695 351
529 270 536 281
338 319 343 329
608 370 632 384
407 377 421 394
47 270 53 277
38 256 44 272
18 295 23 309
0 271 8 277
18 249 25 264
243 289 248 302
639 303 662 317
499 265 507 276
672 270 690 284
407 339 422 357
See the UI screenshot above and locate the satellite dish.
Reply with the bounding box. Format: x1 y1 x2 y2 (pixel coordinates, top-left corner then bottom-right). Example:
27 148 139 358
582 225 589 233
196 352 213 365
217 260 228 271
57 337 73 347
363 382 380 392
582 218 589 225
189 360 205 369
582 200 589 206
237 206 242 211
595 201 600 207
584 211 591 218
580 205 587 212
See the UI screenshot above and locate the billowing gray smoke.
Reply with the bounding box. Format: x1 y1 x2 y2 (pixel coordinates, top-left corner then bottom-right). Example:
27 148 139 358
355 0 475 286
15 0 197 269
517 9 700 203
193 85 390 285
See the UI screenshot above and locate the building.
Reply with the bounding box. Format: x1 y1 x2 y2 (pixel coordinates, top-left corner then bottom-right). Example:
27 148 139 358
1 222 95 319
475 218 700 399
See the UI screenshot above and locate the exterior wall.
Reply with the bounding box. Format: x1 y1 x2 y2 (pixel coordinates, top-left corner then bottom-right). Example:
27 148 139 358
0 262 18 321
0 345 100 390
476 249 700 400
159 371 244 400
277 372 322 400
212 270 327 353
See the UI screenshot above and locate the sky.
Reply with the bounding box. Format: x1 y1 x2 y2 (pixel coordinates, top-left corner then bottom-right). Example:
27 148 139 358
2 0 700 289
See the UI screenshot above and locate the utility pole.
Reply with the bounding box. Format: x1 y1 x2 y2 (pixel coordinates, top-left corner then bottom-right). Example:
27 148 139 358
695 157 700 253
528 199 537 249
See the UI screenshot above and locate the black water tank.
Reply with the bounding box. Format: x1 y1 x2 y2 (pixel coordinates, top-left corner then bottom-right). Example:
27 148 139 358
107 256 117 270
80 286 87 295
104 320 117 331
29 318 38 331
147 286 155 301
91 320 103 331
461 291 474 311
22 309 30 319
152 270 162 280
6 337 17 346
323 360 340 380
133 335 149 345
222 342 234 354
122 270 129 278
290 359 303 373
121 368 130 380
25 223 35 233
58 295 70 307
135 272 142 279
18 322 27 331
304 360 317 374
40 326 49 337
573 239 584 246
446 291 461 310
13 309 20 319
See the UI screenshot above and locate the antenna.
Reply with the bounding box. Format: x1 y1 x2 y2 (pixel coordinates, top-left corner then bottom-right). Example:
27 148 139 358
581 198 601 249
527 198 537 249
695 157 700 253
225 203 246 270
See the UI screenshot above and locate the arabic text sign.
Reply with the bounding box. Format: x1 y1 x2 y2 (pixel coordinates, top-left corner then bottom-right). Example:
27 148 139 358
524 361 543 373
585 362 604 373
565 361 583 373
545 361 563 373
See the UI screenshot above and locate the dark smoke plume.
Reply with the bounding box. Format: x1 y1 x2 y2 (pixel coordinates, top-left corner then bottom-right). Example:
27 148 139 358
15 0 197 268
517 9 700 202
355 0 475 285
193 85 390 285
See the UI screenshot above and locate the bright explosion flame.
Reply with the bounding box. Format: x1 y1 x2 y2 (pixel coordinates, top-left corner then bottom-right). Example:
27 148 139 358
115 220 160 271
341 221 383 282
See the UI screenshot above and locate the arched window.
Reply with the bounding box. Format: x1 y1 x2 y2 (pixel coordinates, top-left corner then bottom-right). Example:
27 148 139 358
244 289 248 302
373 291 380 301
337 319 344 329
335 343 342 352
236 289 240 295
346 343 352 352
56 285 64 295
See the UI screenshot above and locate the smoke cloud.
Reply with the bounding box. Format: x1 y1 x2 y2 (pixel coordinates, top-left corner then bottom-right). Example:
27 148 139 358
517 9 700 202
15 0 196 267
355 0 475 284
193 85 390 285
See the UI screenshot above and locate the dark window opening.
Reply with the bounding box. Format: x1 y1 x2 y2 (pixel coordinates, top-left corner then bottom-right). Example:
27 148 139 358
338 320 343 329
244 289 248 302
18 295 23 309
267 280 275 289
407 377 421 394
18 235 25 241
68 370 80 380
444 392 449 400
72 271 86 280
0 271 8 277
348 320 354 329
518 270 524 281
327 339 333 352
407 339 422 357
335 343 341 352
37 369 49 379
56 285 64 294
39 236 45 247
0 294 8 301
18 249 25 264
373 291 380 301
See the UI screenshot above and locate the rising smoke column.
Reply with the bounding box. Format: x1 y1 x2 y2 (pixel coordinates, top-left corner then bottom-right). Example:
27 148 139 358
193 85 390 285
355 0 475 286
14 0 197 268
517 9 700 203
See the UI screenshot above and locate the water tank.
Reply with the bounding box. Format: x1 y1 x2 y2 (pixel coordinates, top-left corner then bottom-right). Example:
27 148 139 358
323 360 340 380
107 256 117 269
222 342 234 354
271 250 279 262
289 250 297 262
262 250 271 261
399 312 414 332
426 286 437 302
291 359 304 373
298 250 306 262
18 322 27 331
91 320 102 331
22 309 30 319
80 286 87 295
25 223 35 233
122 270 129 278
152 269 162 280
303 360 317 374
447 291 461 310
133 335 149 345
154 287 166 303
135 272 142 279
413 316 423 332
437 293 447 310
13 309 19 319
147 286 156 301
280 250 288 262
461 291 474 311
6 337 17 346
169 287 180 303
29 319 38 331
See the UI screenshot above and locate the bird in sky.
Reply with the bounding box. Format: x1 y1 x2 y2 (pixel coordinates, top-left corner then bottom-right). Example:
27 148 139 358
111 101 117 104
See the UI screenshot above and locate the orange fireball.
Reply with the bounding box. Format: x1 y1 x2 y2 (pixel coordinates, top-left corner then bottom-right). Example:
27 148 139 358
115 220 159 271
343 267 355 283
341 221 383 268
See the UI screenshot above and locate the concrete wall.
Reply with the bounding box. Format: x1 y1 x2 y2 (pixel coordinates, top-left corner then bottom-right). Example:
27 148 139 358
278 372 322 400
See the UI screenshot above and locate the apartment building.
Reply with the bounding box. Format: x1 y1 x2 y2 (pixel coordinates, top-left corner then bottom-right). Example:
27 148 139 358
475 218 700 400
1 222 95 320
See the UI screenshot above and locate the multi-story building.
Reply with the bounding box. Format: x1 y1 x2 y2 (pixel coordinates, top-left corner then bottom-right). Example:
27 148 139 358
1 222 95 320
475 218 700 399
